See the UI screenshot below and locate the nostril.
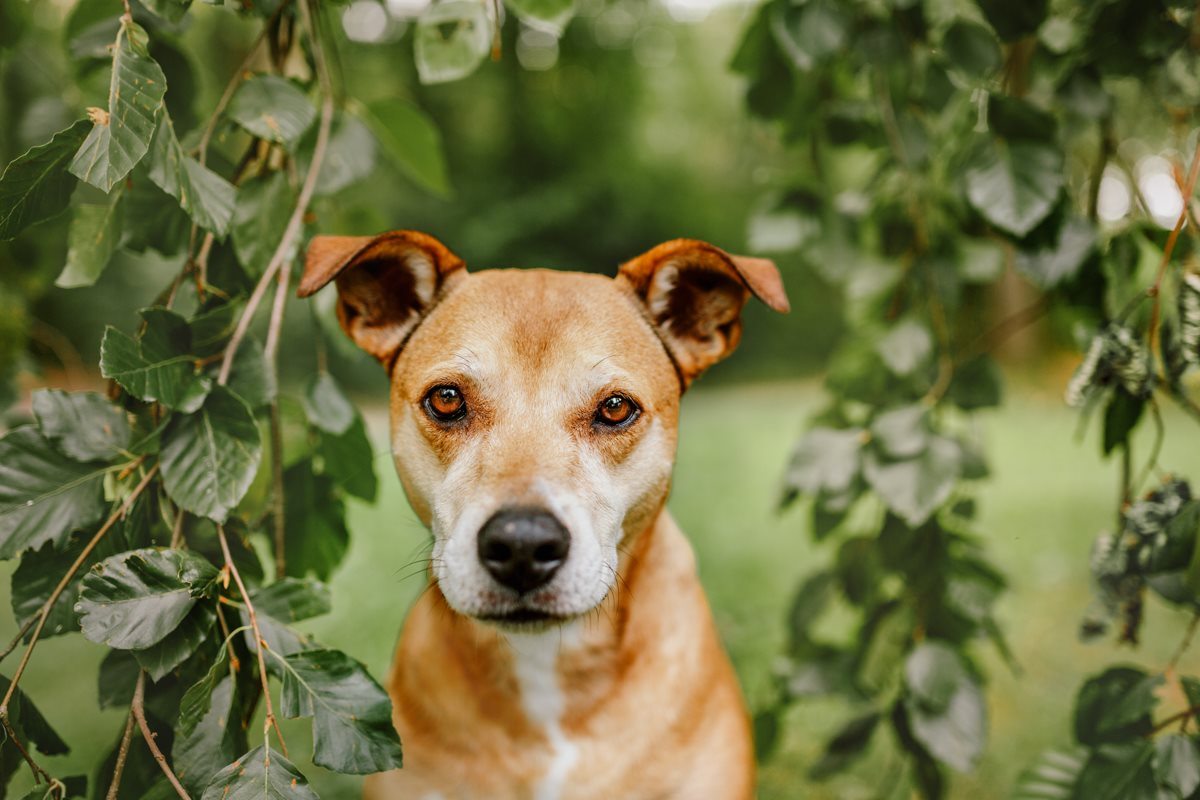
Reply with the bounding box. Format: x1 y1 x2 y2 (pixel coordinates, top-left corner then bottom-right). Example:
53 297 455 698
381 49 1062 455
533 542 563 563
477 507 571 593
483 540 512 563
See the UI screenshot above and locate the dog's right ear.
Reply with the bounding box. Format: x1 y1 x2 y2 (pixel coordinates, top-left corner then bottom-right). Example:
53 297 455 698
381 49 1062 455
297 230 466 366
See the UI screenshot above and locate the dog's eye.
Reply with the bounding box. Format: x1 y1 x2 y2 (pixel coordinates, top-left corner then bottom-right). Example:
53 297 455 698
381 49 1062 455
424 385 467 423
594 394 639 428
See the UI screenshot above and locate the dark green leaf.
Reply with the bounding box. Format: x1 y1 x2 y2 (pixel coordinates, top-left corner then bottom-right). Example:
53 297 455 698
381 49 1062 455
0 427 106 559
1073 666 1160 746
876 318 933 376
988 96 1057 142
280 461 349 580
1154 734 1200 799
173 676 243 795
100 307 206 410
133 602 216 681
783 427 863 499
1014 216 1097 289
414 0 492 85
318 415 378 502
769 0 850 71
753 707 781 761
227 75 316 147
964 138 1064 237
787 571 834 650
904 642 986 772
809 712 881 779
303 372 356 436
252 578 332 623
69 20 166 192
361 98 452 198
178 645 228 737
199 745 318 800
1101 388 1144 457
160 386 262 523
304 115 377 196
77 547 219 650
225 336 275 409
277 648 403 773
940 20 1001 81
56 185 125 288
836 536 881 606
32 389 131 463
231 172 295 277
863 436 962 526
1012 747 1087 799
0 674 68 796
147 113 236 236
974 0 1047 42
1074 742 1157 800
122 170 191 254
0 120 89 240
947 356 1003 411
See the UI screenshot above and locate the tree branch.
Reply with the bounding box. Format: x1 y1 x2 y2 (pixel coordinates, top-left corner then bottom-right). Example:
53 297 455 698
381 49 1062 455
1148 136 1200 349
217 525 288 757
264 263 292 578
105 711 137 800
131 671 191 800
0 465 160 716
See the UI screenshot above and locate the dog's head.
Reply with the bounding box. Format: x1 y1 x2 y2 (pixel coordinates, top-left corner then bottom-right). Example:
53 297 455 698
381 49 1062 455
299 231 788 627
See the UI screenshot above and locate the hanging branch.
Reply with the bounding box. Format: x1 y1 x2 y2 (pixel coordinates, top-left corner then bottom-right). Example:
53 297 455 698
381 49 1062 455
131 671 191 800
264 262 292 578
104 711 138 800
217 525 288 757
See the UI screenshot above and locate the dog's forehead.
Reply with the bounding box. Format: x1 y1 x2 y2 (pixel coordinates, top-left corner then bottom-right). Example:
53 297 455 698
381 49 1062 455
396 268 675 392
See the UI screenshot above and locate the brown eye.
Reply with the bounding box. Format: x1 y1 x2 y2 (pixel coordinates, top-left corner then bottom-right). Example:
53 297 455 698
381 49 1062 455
424 385 467 423
594 394 639 428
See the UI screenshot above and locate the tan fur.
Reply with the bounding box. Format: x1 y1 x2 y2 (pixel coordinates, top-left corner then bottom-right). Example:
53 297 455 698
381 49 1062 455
299 232 786 800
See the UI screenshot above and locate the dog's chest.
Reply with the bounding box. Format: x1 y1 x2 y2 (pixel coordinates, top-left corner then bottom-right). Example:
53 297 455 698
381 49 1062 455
502 626 582 800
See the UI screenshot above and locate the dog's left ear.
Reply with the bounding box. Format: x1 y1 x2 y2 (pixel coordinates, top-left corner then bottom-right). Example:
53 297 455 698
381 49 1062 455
617 238 789 385
297 230 466 366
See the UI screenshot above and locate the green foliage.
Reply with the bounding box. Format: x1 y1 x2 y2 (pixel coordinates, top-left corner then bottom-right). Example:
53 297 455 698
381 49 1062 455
736 0 1200 794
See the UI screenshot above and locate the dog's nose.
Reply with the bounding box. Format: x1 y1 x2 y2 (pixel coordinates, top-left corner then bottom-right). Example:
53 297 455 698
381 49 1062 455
477 508 570 594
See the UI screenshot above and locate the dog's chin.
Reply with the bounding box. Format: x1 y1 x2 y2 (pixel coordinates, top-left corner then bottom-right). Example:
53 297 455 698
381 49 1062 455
474 607 578 632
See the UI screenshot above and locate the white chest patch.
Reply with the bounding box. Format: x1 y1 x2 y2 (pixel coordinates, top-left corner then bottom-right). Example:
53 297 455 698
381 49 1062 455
504 625 581 800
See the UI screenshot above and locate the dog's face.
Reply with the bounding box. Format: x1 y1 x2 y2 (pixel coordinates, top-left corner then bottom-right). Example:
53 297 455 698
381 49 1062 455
299 232 787 627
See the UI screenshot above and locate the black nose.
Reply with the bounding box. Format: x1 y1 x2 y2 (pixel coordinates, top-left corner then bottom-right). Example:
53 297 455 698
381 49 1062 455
477 508 570 594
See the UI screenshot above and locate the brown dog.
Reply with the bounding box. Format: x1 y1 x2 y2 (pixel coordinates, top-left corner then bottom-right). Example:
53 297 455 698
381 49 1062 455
298 231 788 800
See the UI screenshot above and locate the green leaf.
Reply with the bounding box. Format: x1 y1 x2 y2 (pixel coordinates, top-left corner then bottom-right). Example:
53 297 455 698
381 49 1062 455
69 20 167 192
318 416 378 502
504 0 574 33
76 547 218 649
277 648 403 773
0 426 106 559
964 138 1064 238
974 0 1047 42
173 675 244 795
231 172 295 277
100 307 206 410
904 641 986 772
227 75 316 147
858 601 914 693
1074 742 1157 800
1073 666 1161 746
1101 388 1144 457
783 427 863 499
141 0 192 23
876 318 933 376
1012 747 1087 799
133 602 216 681
947 356 1003 411
252 577 332 623
940 20 1001 81
414 0 492 85
360 98 451 198
1014 216 1097 289
56 185 126 288
225 336 276 409
304 372 356 436
32 389 131 462
769 0 851 71
808 712 881 780
305 115 377 196
199 745 318 800
178 645 228 737
870 405 930 459
123 170 190 254
787 571 835 649
1154 734 1200 799
147 113 236 236
0 120 89 240
0 674 68 795
281 461 349 580
160 386 262 523
863 436 962 526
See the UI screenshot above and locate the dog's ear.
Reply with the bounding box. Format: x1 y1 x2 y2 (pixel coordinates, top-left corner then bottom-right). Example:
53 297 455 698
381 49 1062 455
297 230 466 365
617 239 789 385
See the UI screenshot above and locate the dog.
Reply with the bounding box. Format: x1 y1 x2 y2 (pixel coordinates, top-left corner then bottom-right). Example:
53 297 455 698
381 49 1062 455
298 231 789 800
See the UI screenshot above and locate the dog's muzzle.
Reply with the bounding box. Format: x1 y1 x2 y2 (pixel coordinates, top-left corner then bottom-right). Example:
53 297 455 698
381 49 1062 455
477 507 570 594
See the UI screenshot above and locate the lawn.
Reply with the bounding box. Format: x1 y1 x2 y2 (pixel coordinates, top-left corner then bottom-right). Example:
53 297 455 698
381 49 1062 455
3 378 1200 798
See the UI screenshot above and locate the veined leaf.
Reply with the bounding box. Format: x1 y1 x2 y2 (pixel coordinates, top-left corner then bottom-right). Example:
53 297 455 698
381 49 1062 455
276 648 403 773
69 19 167 192
147 113 236 236
863 436 962 527
173 675 244 795
1012 746 1087 799
76 547 219 650
318 416 378 502
227 75 316 147
0 120 89 240
160 386 262 523
56 184 126 288
414 0 491 85
100 306 207 410
964 137 1064 238
231 172 294 276
303 371 356 436
903 641 987 772
133 602 216 681
360 99 451 198
32 389 131 462
280 461 348 580
252 578 332 623
0 427 107 560
178 645 229 737
199 745 318 800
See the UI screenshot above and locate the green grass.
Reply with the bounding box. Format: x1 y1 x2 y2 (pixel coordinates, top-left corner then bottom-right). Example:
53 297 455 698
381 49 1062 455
4 379 1200 798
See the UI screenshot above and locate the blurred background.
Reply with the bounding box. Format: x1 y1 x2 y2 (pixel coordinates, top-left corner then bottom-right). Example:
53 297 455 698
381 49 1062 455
3 0 1200 797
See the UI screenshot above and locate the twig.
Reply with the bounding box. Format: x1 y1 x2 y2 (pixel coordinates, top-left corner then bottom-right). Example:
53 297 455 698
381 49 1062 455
0 616 38 665
1135 398 1166 493
1168 612 1200 673
131 671 191 800
216 0 335 386
217 525 288 757
490 0 503 60
958 297 1050 364
1147 136 1200 349
1087 116 1114 221
264 265 291 578
169 506 186 549
1154 701 1200 734
0 465 159 716
105 711 137 800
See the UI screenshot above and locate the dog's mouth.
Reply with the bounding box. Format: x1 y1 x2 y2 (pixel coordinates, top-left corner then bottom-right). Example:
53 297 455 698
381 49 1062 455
476 607 567 629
